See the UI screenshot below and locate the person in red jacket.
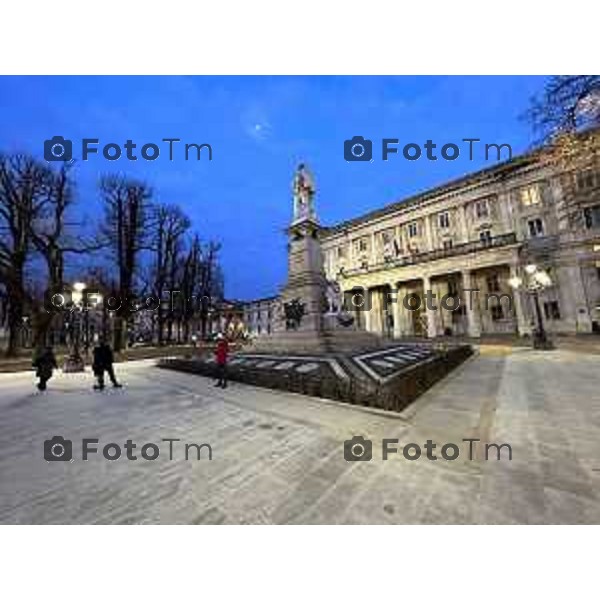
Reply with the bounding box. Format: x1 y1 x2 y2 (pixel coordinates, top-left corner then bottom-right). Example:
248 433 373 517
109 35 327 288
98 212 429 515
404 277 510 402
214 333 229 388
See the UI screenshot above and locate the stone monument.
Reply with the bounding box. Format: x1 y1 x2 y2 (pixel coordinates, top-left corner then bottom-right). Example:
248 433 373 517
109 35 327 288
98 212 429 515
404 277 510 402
252 163 381 353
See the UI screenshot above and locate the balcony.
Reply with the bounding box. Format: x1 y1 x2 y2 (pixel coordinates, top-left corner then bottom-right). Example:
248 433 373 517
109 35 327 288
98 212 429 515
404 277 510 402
524 234 560 258
343 233 518 277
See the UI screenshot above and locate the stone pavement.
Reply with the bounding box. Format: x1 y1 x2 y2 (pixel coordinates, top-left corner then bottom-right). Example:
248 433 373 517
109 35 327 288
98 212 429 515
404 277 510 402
0 350 599 524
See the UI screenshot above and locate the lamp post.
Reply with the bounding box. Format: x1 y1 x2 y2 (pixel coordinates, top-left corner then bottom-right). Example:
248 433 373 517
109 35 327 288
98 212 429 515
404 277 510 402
63 282 87 372
508 264 555 350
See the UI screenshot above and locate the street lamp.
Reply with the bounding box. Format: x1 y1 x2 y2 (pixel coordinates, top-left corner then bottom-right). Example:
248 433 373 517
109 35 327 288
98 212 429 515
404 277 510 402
508 264 555 350
63 281 88 372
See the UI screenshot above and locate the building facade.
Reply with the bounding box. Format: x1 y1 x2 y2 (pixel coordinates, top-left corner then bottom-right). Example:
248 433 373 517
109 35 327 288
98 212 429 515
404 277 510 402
242 296 278 338
242 150 600 340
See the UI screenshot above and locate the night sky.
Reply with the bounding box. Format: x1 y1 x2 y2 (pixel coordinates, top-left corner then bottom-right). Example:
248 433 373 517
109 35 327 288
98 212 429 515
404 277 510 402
0 75 546 300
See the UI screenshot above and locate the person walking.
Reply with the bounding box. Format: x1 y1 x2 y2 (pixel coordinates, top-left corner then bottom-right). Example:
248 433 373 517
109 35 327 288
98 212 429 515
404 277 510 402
33 346 58 391
92 339 122 390
214 333 229 389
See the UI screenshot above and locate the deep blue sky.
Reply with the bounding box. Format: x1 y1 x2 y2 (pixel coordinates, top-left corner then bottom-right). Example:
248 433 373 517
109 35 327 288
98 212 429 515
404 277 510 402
0 76 546 300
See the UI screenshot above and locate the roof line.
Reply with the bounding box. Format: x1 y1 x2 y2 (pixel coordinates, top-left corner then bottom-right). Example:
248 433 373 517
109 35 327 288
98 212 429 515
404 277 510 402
323 150 541 234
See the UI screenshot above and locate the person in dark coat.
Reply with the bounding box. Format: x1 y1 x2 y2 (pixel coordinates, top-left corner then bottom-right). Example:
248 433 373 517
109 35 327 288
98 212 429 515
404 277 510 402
92 339 122 390
33 346 58 391
214 334 229 389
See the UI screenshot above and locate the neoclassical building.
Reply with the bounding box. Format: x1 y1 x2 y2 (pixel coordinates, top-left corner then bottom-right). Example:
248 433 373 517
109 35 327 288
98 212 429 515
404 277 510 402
244 147 600 340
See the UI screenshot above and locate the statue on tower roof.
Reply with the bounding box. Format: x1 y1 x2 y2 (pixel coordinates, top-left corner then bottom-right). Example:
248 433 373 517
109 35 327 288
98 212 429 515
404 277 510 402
292 163 316 224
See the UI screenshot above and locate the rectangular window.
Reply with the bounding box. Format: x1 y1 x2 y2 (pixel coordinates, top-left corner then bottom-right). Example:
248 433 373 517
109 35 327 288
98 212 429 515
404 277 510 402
543 300 561 320
528 218 544 237
475 199 489 218
442 239 453 250
479 230 492 244
358 238 368 252
438 212 450 228
486 273 500 293
491 305 504 321
576 170 598 191
337 246 347 259
447 279 459 297
381 230 392 245
583 205 600 229
408 222 418 238
520 185 542 207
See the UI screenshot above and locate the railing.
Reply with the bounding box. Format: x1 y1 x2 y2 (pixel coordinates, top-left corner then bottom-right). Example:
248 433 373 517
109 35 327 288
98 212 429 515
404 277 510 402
524 234 560 255
342 233 518 277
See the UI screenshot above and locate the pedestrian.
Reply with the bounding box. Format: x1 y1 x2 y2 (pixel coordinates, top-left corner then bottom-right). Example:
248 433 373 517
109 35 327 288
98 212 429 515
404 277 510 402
214 333 229 389
33 346 58 391
92 338 122 390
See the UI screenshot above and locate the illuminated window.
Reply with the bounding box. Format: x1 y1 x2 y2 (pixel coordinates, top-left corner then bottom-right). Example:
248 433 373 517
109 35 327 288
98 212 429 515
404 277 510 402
520 185 542 207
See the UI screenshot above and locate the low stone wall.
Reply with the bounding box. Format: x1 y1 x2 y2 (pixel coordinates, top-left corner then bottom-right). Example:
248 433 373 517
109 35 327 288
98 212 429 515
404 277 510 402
370 345 473 412
158 344 473 414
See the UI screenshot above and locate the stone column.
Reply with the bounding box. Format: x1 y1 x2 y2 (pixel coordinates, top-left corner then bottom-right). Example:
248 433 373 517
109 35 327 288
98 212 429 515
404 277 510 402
362 287 373 332
458 204 469 243
392 284 403 338
510 264 531 336
424 215 434 251
371 232 377 265
422 274 437 338
558 263 593 333
462 270 481 338
370 287 382 334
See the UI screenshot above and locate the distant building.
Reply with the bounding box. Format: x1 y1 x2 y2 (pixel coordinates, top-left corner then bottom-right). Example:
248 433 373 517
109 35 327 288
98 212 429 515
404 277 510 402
241 296 278 337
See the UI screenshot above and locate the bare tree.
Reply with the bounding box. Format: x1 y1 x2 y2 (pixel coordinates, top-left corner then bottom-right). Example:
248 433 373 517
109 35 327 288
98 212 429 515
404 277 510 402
0 154 52 356
526 75 600 170
197 240 223 339
29 164 104 348
100 175 153 352
150 204 190 344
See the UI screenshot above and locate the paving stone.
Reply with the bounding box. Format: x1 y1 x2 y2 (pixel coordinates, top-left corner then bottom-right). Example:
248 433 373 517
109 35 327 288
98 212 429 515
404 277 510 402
274 361 297 371
295 363 320 374
370 359 397 370
0 348 599 524
255 360 278 369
